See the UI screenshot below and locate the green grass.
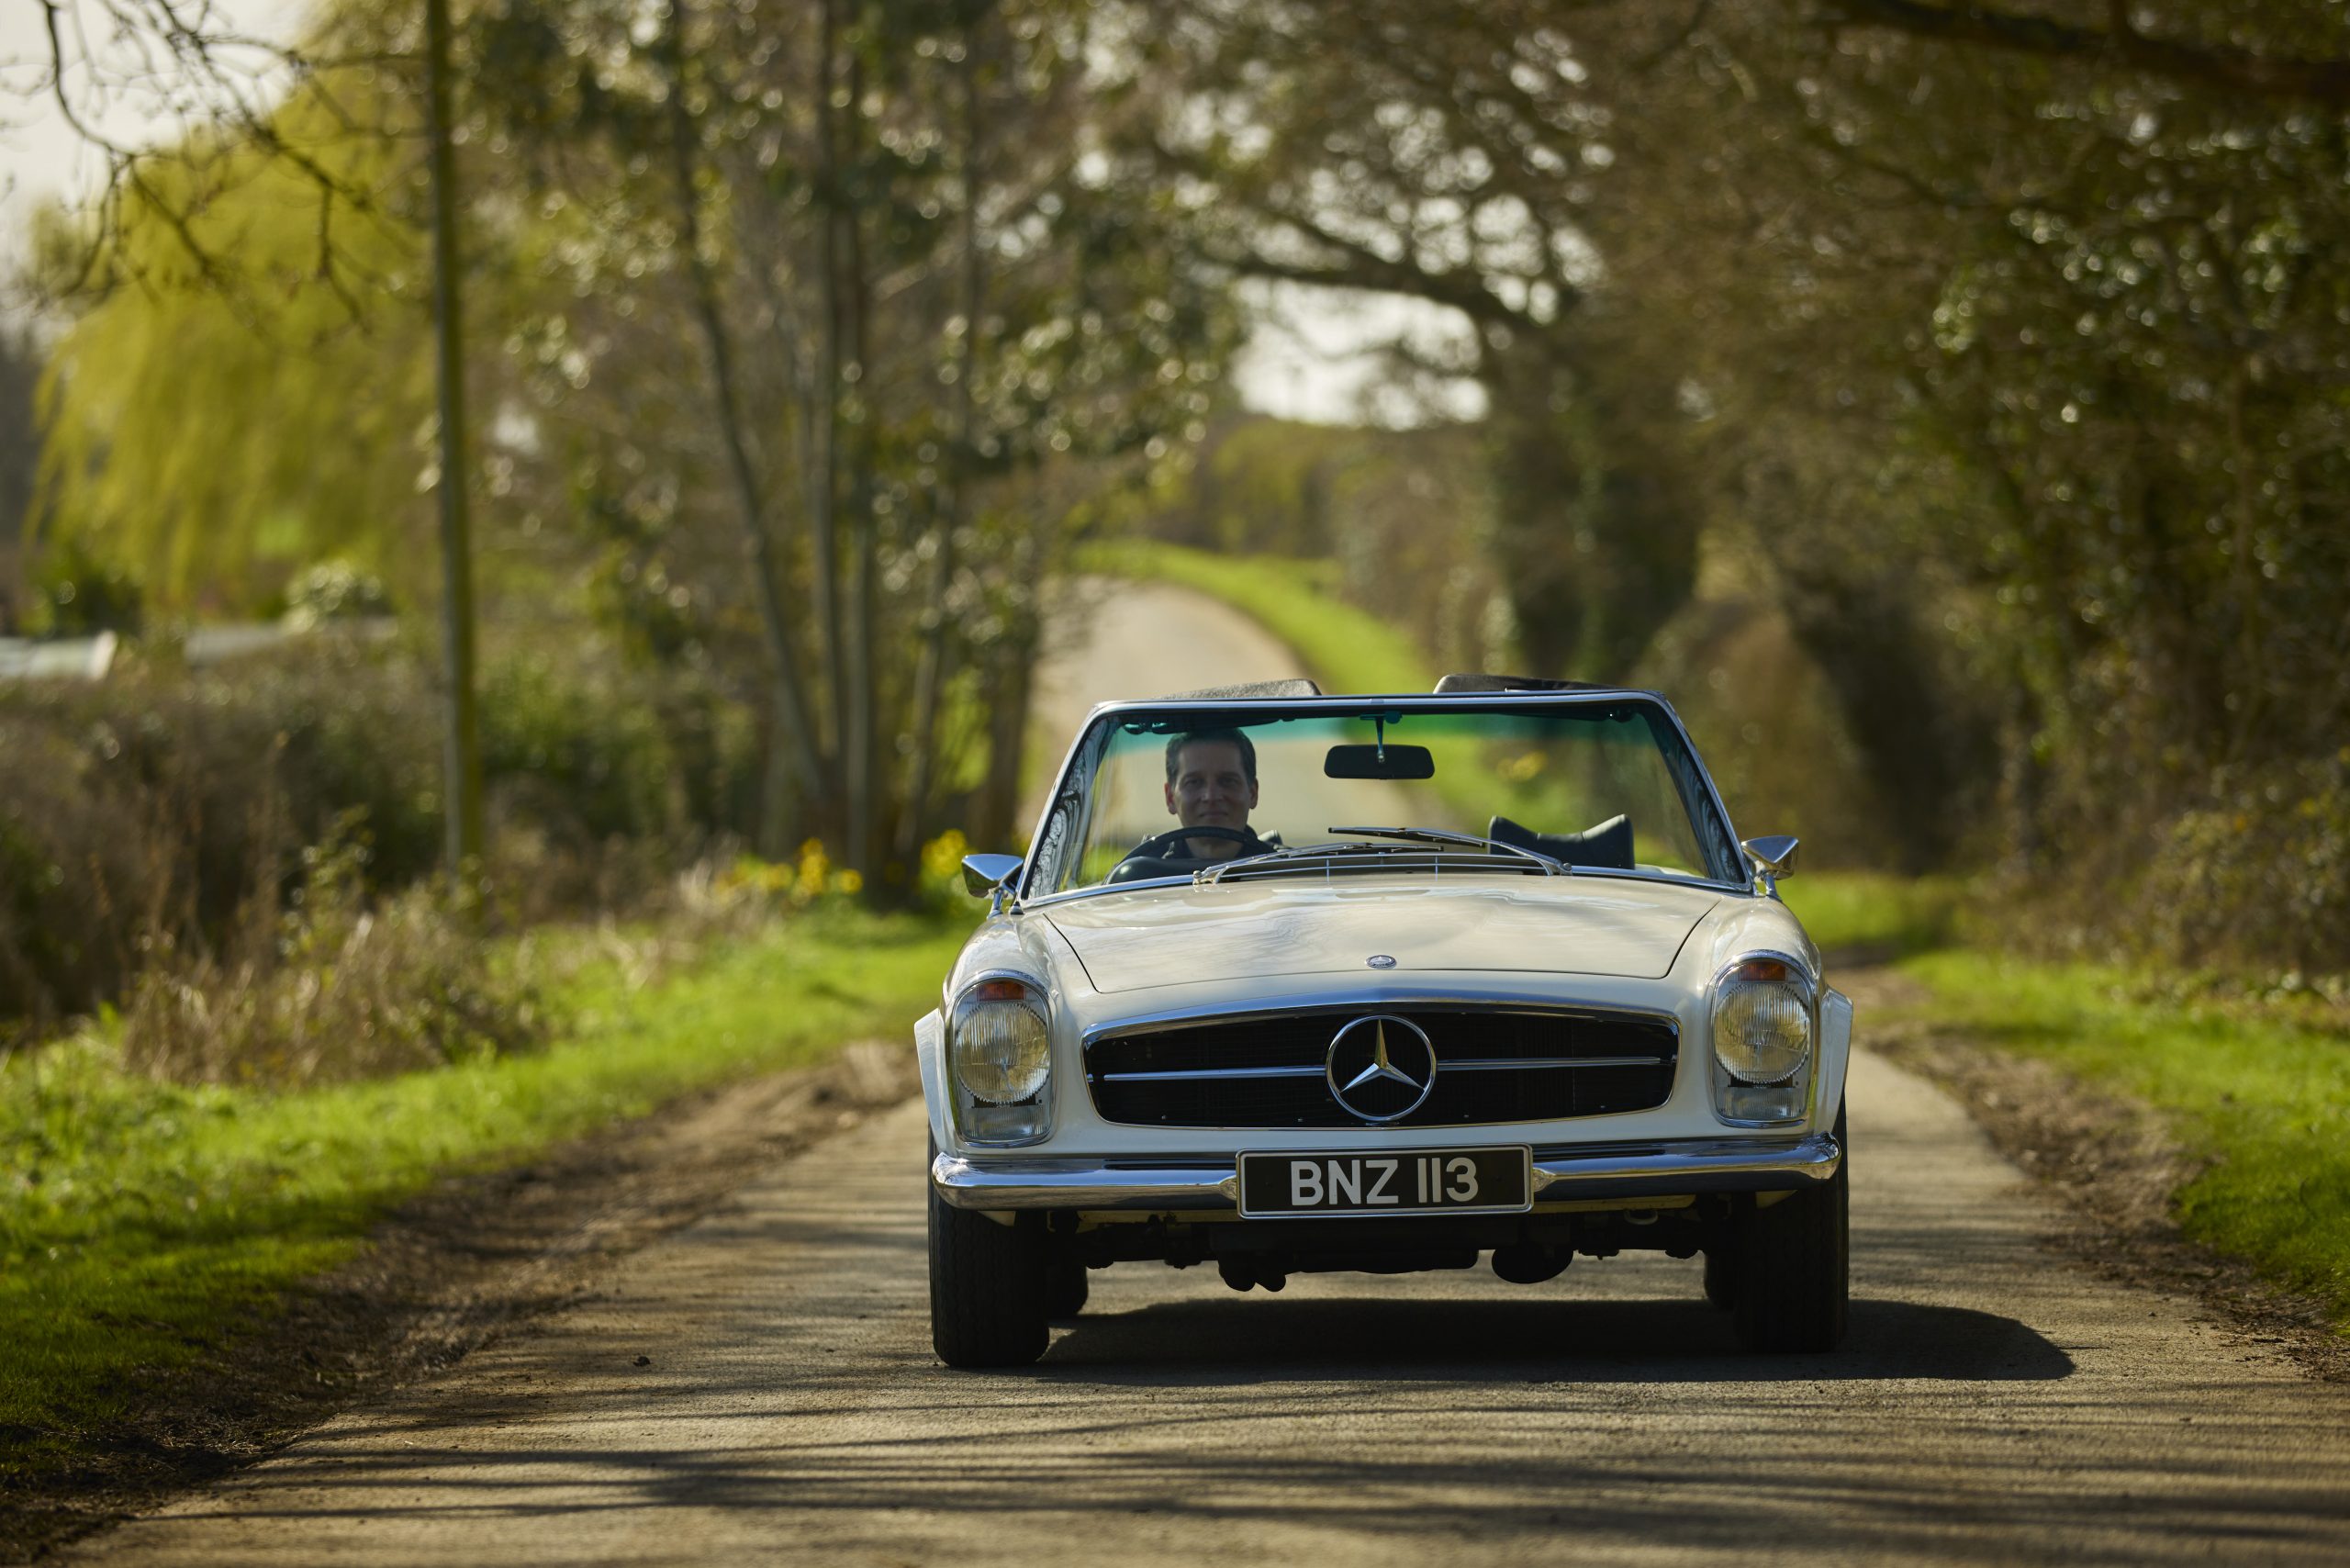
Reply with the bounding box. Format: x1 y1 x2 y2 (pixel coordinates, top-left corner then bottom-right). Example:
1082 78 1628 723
1780 871 2350 1329
0 909 964 1474
1886 950 2350 1327
1782 871 1968 959
1077 540 1436 697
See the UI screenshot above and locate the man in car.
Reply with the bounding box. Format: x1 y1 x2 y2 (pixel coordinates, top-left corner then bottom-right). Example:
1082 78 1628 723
1162 727 1275 862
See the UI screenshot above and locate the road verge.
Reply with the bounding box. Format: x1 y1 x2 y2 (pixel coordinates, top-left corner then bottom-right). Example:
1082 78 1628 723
1 908 962 1561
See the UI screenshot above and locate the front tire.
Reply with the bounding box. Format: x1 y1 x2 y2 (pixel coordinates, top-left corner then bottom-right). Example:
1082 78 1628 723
928 1181 1051 1369
1701 1248 1740 1311
1046 1255 1090 1320
1731 1109 1849 1353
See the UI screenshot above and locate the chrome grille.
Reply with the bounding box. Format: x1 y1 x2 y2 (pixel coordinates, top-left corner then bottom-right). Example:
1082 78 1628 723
1084 1008 1678 1129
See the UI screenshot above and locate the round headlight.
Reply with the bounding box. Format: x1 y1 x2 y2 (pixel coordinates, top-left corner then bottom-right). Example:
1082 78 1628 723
949 978 1051 1105
1712 957 1814 1083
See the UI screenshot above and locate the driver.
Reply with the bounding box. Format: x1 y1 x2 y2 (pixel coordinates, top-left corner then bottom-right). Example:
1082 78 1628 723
1162 727 1274 862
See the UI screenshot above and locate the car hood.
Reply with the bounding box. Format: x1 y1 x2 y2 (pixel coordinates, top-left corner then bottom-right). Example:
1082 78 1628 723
1041 878 1720 994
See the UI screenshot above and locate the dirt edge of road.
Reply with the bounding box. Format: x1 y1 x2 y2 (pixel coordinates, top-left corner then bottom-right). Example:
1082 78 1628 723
4 1040 922 1566
1842 966 2348 1384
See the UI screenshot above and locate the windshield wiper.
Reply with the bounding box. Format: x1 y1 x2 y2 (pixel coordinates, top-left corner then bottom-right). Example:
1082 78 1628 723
1195 827 1568 884
1326 824 1571 875
1192 840 1389 885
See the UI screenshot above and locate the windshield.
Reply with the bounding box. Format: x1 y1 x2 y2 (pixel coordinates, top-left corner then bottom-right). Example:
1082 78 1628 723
1030 700 1742 896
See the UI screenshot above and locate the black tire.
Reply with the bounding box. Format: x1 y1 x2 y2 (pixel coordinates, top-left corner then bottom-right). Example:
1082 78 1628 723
1731 1108 1850 1353
1701 1247 1740 1311
928 1182 1051 1368
1046 1255 1090 1320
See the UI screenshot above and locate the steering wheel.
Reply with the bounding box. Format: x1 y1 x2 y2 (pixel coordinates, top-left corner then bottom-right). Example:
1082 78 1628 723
1120 825 1259 862
1106 825 1261 885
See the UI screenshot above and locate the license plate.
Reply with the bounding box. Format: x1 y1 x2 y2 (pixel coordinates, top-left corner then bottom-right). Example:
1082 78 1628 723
1237 1147 1532 1218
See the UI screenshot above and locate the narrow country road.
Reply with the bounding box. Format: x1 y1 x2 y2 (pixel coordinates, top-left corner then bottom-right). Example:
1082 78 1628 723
61 579 2350 1566
64 1059 2350 1567
1017 575 1332 834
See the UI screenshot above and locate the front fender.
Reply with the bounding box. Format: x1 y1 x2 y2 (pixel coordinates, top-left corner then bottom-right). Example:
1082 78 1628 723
914 1008 951 1152
1817 987 1852 1127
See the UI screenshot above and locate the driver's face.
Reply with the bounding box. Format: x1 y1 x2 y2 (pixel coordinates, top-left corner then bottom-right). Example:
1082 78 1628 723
1165 741 1259 832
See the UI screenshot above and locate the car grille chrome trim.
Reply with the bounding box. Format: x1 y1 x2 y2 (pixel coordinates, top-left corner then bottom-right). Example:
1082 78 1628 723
1095 1065 1327 1082
1083 1004 1680 1130
931 1132 1843 1212
1441 1055 1667 1071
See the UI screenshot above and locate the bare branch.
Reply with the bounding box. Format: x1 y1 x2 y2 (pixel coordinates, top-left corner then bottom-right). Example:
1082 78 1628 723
1817 0 2350 108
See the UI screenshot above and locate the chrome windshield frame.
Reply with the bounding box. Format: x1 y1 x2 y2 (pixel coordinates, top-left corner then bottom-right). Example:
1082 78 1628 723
1018 689 1751 910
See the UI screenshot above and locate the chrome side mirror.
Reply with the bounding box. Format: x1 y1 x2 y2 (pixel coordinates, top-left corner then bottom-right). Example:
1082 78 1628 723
1740 835 1799 898
960 852 1024 913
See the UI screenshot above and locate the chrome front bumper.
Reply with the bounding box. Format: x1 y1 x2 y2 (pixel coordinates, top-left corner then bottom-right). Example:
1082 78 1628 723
930 1132 1842 1212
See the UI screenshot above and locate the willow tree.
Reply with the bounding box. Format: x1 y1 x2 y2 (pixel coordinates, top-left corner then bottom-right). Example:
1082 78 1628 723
26 1 489 878
30 88 431 607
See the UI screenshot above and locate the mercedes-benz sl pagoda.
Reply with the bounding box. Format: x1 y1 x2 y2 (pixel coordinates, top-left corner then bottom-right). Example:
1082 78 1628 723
919 676 1852 1367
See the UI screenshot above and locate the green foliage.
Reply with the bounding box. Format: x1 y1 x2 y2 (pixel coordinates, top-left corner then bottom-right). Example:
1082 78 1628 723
279 561 394 627
1782 872 1968 961
25 533 141 637
0 909 966 1482
2126 759 2350 982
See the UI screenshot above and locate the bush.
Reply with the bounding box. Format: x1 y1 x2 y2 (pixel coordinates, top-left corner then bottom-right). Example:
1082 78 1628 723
2133 760 2350 986
118 824 547 1088
27 537 142 638
0 639 761 1045
279 561 394 627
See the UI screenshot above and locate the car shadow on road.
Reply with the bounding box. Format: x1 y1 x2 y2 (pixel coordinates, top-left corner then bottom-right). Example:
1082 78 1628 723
1035 1295 2072 1384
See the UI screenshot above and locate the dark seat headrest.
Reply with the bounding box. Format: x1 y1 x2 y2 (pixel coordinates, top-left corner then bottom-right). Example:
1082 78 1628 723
1487 812 1635 870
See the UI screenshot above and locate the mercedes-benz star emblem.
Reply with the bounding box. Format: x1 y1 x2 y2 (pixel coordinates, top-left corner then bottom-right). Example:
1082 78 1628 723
1325 1014 1437 1124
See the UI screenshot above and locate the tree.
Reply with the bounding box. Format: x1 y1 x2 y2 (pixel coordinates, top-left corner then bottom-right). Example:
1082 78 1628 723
0 325 40 631
22 0 488 879
451 0 1237 876
1143 0 1703 681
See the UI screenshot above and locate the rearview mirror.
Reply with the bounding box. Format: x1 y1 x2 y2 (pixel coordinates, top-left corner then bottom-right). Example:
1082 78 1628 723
1324 744 1435 780
1740 834 1799 896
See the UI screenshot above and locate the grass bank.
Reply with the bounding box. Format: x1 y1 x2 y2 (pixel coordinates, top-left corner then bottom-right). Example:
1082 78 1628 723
1 908 963 1484
1783 874 2350 1331
1895 949 2350 1324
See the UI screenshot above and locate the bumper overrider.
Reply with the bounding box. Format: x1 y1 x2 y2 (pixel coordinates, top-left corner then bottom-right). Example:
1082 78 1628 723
931 1131 1842 1213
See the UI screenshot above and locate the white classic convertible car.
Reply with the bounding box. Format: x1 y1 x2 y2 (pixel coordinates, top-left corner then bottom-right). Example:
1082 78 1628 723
918 675 1852 1367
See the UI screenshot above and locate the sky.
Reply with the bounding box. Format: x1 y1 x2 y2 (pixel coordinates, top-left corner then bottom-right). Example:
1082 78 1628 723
0 0 308 239
0 0 1483 425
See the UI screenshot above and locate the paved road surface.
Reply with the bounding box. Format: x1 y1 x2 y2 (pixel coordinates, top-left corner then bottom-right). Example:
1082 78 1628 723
1028 576 1319 743
67 1051 2350 1566
62 579 2350 1565
1023 576 1416 847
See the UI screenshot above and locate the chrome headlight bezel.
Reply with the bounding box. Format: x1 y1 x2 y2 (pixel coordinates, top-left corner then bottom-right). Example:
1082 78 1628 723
1708 950 1818 1126
946 971 1054 1146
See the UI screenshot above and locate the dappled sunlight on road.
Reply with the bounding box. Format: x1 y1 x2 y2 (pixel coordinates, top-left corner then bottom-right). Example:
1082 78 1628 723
67 1045 2350 1568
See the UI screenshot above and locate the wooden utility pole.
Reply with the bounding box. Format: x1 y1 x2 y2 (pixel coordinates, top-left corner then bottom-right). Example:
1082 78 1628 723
423 0 483 882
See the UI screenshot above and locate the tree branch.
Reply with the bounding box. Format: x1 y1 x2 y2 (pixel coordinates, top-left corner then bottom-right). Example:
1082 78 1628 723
1818 0 2350 108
